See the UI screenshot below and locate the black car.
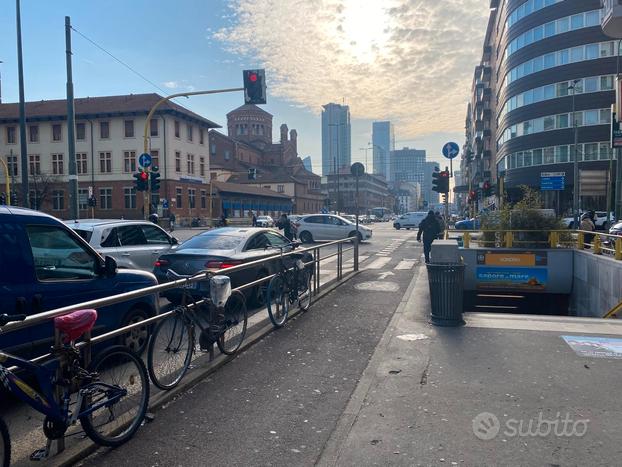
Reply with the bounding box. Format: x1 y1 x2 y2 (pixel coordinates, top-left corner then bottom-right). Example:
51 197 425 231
153 227 312 306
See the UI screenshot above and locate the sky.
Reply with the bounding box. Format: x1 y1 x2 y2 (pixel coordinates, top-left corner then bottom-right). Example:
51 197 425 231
0 0 489 174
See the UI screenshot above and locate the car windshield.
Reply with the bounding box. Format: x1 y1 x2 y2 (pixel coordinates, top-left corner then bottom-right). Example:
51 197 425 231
179 234 242 250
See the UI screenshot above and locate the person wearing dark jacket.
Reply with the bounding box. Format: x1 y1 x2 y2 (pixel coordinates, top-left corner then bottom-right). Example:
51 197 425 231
277 213 294 241
417 210 442 263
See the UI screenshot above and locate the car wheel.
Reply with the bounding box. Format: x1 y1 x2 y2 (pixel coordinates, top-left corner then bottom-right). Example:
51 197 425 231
300 231 313 244
568 222 574 229
349 231 363 243
395 224 401 230
406 227 410 230
118 307 151 355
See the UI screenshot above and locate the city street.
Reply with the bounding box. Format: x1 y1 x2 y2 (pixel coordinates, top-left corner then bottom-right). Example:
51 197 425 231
1 222 425 466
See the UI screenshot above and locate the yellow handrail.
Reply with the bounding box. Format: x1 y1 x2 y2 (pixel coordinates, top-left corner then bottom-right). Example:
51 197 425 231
604 300 622 319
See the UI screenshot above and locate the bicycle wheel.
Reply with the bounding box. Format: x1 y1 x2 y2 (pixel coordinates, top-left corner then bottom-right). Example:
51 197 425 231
147 312 194 390
298 269 313 312
0 417 10 467
80 345 149 447
217 291 248 355
266 274 289 327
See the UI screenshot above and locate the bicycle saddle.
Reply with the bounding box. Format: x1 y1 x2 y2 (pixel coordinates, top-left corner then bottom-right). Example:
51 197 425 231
54 309 98 343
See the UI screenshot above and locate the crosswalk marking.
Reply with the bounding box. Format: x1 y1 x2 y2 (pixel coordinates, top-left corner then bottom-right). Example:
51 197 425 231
395 260 417 270
366 257 391 269
345 255 369 265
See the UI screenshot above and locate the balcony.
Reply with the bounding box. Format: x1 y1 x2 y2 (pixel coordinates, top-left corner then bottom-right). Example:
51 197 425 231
483 45 492 62
475 119 484 132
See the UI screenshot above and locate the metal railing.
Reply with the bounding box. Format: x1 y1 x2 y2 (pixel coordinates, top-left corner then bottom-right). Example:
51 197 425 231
456 229 622 260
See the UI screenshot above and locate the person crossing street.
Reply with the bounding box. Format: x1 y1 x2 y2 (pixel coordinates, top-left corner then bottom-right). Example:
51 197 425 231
417 210 442 263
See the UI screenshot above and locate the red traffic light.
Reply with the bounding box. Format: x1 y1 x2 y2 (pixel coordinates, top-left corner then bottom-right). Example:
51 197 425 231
140 172 148 181
249 73 257 82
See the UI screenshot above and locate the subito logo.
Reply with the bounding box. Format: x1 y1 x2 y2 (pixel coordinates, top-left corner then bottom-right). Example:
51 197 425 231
472 412 500 440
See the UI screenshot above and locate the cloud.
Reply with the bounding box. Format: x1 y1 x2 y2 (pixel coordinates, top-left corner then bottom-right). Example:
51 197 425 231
213 0 489 139
163 81 179 89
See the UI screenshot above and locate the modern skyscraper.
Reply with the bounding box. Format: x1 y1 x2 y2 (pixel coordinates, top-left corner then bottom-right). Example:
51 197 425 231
301 156 313 173
390 147 426 186
372 121 394 179
321 103 351 175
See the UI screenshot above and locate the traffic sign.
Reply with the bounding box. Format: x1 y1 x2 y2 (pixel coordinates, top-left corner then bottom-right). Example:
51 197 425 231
162 199 169 209
350 162 365 177
138 153 152 168
442 142 460 160
540 172 565 191
321 207 328 214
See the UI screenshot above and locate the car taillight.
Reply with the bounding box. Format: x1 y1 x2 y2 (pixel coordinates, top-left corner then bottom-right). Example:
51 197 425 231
155 259 169 268
205 260 243 269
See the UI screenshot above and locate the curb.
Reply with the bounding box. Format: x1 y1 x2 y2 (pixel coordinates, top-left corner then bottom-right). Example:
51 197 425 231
55 270 360 467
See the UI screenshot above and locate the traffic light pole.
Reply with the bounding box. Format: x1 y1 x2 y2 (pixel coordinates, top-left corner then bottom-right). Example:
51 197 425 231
142 88 244 220
0 157 10 203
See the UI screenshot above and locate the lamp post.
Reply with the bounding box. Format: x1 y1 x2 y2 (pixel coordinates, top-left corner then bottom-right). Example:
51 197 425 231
569 79 581 230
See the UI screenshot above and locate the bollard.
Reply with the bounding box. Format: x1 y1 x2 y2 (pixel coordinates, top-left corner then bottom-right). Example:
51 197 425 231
593 235 602 255
463 232 470 249
353 235 359 271
616 238 622 261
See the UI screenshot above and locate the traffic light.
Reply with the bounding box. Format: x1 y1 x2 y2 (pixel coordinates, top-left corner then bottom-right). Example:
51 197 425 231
87 196 97 207
10 192 18 206
0 193 5 205
482 180 492 197
248 168 257 180
432 171 441 193
243 69 267 105
468 190 477 203
433 170 449 194
133 171 149 191
150 171 161 192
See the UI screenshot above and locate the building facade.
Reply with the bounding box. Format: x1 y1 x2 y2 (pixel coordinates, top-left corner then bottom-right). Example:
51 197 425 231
462 0 617 216
0 93 219 220
321 172 390 215
372 121 394 179
321 103 351 176
389 147 426 186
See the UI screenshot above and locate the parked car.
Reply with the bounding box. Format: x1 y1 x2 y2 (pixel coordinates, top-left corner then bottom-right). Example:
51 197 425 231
294 214 372 243
393 212 428 230
454 217 481 230
153 227 311 306
67 219 179 272
342 215 357 223
0 207 159 359
609 221 622 236
255 215 274 228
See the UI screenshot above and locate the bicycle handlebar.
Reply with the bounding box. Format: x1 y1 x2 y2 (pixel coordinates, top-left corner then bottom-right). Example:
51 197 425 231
0 314 27 327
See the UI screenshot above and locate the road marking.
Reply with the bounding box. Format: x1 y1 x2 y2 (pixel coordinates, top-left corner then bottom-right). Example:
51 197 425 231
395 260 417 270
345 255 369 265
366 257 391 269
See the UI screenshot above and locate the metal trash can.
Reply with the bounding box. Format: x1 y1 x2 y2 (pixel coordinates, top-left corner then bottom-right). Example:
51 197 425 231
426 262 465 326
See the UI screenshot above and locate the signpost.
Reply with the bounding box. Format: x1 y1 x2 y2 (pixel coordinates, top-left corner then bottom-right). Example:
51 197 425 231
351 162 365 270
138 153 152 168
540 172 565 191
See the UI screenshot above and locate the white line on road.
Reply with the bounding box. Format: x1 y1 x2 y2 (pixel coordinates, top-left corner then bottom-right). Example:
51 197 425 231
366 257 391 269
395 260 417 270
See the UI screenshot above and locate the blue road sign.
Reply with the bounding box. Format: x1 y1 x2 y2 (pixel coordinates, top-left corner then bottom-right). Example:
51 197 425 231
442 142 460 159
540 172 565 191
321 207 328 214
138 153 152 168
162 199 169 209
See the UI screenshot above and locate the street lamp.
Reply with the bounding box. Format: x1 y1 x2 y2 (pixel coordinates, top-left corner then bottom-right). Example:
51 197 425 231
569 78 581 230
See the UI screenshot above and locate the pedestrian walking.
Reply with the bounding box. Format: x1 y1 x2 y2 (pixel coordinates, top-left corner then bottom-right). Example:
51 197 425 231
251 211 258 227
219 212 228 227
417 210 442 263
580 212 595 248
435 211 445 240
276 213 294 241
169 212 176 232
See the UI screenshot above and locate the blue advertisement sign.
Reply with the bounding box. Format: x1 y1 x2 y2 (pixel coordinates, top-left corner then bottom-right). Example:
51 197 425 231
476 267 547 291
562 336 622 359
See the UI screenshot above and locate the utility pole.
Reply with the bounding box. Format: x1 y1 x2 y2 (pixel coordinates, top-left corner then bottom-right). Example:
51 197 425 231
65 16 78 219
16 0 29 207
570 79 581 229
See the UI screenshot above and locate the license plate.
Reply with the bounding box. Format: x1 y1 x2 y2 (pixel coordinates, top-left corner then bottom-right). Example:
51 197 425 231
181 281 199 290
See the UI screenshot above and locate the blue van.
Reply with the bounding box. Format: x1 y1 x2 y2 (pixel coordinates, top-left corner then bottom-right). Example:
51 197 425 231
0 206 159 359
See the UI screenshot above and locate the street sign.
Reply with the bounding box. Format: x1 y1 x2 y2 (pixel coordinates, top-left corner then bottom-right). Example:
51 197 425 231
442 142 460 160
138 153 152 168
162 199 169 209
88 186 93 197
540 172 565 191
321 207 328 214
350 162 365 177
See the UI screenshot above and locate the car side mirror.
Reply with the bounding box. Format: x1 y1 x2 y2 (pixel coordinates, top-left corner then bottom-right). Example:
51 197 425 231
104 256 117 276
171 237 179 245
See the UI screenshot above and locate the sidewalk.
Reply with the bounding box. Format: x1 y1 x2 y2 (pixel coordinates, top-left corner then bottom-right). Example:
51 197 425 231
318 267 622 466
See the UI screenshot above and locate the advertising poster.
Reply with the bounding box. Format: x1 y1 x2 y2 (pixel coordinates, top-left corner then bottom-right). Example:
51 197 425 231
562 335 622 359
476 267 547 291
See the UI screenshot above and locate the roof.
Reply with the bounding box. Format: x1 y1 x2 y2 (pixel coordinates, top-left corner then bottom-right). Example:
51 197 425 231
197 227 272 237
0 93 221 128
64 219 155 229
226 104 273 118
212 181 292 199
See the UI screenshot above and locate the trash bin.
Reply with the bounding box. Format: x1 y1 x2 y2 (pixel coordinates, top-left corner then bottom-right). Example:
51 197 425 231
426 262 465 326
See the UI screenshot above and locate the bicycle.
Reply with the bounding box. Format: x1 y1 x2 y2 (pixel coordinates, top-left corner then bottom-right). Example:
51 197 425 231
0 310 149 463
265 243 314 328
147 271 248 391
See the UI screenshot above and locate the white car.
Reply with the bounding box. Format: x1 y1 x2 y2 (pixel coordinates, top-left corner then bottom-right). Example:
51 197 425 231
255 215 274 227
294 214 372 243
67 219 179 271
562 211 615 230
393 212 428 230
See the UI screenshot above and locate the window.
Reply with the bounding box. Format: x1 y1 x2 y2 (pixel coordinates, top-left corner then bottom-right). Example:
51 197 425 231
544 147 555 164
52 124 62 142
584 110 599 125
26 225 97 281
277 185 284 193
210 143 216 155
99 152 112 173
200 157 205 177
188 188 196 209
141 224 170 244
151 150 159 169
124 120 134 138
29 125 39 143
199 129 204 145
601 75 614 90
584 77 598 92
573 112 583 127
556 146 569 163
29 155 41 175
124 150 137 172
570 46 583 62
201 190 207 209
52 190 64 211
532 148 543 165
118 226 148 246
6 126 16 144
265 231 290 247
600 109 612 124
150 118 159 137
543 116 555 131
584 143 598 161
187 124 193 142
29 190 42 210
99 121 110 139
557 114 569 128
600 142 611 160
224 150 230 160
187 154 195 174
76 153 88 175
175 151 181 172
124 187 136 209
52 153 64 175
99 188 112 210
76 122 86 141
78 188 89 210
7 156 18 177
174 120 180 138
176 187 183 208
